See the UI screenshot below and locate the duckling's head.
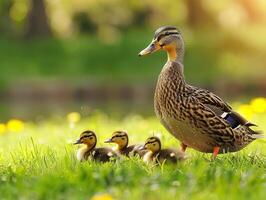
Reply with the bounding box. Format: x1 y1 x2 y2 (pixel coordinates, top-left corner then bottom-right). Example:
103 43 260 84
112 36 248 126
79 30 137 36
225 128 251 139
143 136 161 153
73 130 97 149
138 26 184 62
104 130 128 149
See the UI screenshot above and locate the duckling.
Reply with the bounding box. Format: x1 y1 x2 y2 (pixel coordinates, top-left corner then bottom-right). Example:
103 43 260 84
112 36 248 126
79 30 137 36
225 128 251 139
142 136 185 164
104 130 146 157
139 26 264 159
73 130 117 162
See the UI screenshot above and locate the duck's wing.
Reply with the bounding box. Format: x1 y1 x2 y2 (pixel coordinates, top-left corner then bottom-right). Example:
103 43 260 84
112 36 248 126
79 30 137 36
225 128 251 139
189 86 256 128
188 86 231 112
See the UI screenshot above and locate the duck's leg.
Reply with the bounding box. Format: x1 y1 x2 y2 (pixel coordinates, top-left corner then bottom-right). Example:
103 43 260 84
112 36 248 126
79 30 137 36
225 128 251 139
180 143 187 152
212 146 220 160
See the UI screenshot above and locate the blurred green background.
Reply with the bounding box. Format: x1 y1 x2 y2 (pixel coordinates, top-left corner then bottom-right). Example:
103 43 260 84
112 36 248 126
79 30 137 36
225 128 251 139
0 0 266 120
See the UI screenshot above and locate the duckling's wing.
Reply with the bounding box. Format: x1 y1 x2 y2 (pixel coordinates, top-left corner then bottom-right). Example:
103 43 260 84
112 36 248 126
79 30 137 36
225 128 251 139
158 150 178 164
122 145 135 156
93 148 117 162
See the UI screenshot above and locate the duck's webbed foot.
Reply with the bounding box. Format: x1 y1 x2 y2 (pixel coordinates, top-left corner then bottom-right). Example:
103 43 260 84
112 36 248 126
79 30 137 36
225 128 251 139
212 146 220 160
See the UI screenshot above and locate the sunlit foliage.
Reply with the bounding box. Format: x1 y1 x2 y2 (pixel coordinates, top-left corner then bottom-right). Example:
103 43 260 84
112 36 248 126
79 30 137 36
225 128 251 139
0 101 265 199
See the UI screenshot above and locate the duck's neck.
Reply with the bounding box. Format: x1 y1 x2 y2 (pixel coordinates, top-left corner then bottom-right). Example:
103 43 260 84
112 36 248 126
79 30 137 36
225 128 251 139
161 58 185 86
165 44 184 63
164 45 186 83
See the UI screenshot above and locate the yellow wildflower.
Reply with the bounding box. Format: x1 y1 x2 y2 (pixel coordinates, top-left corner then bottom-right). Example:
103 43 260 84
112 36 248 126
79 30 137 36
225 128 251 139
7 119 25 132
250 97 266 113
0 123 6 134
237 104 253 120
67 112 81 123
91 193 113 200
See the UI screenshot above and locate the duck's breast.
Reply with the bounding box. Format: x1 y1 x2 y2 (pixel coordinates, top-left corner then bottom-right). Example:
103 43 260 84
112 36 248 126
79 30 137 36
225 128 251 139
162 116 217 153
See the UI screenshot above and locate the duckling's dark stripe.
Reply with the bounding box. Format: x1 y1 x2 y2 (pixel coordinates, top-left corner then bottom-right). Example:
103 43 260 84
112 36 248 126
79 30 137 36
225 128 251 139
80 134 94 140
83 131 94 134
112 135 125 139
145 140 158 145
80 135 88 140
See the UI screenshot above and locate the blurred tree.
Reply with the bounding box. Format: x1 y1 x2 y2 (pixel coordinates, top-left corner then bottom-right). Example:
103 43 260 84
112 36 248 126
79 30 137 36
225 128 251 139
25 0 51 38
131 9 149 27
0 0 13 35
185 0 214 27
72 11 97 34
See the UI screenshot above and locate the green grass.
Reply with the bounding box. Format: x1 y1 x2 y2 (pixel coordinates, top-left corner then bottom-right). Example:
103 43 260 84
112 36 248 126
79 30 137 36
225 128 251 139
0 111 265 200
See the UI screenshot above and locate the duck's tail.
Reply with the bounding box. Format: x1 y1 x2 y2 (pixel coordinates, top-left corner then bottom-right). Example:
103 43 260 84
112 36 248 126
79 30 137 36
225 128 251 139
250 130 265 139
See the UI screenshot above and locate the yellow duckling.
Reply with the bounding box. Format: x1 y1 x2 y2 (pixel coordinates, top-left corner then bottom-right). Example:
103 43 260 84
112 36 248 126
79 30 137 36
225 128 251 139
104 130 147 157
73 130 117 162
142 136 185 164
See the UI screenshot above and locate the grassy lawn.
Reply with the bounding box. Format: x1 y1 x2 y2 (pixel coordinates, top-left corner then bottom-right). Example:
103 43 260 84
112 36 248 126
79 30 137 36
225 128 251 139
0 107 265 200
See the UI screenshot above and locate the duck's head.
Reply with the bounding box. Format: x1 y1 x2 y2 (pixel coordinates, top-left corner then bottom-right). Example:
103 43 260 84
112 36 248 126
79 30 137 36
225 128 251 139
104 130 128 149
143 136 161 153
73 130 97 149
138 26 184 62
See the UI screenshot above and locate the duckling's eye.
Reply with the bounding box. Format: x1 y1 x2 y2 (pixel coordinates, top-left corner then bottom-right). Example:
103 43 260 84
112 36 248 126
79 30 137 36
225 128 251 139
153 143 156 146
122 138 125 140
89 137 93 140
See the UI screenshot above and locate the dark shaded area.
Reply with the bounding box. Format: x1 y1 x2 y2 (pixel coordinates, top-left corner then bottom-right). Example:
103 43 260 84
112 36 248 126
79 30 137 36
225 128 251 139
24 0 51 38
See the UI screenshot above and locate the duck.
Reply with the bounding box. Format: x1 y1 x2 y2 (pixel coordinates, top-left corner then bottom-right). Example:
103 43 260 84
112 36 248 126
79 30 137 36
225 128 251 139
104 130 146 157
142 136 185 164
138 26 264 159
73 130 117 162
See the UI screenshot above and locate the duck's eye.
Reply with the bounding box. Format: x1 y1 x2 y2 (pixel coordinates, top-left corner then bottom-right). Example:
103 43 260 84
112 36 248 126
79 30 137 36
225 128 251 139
122 138 125 140
89 137 93 140
153 143 156 146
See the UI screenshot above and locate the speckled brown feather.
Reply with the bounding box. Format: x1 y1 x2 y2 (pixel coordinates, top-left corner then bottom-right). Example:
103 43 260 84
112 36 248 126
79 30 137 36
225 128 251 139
154 61 260 153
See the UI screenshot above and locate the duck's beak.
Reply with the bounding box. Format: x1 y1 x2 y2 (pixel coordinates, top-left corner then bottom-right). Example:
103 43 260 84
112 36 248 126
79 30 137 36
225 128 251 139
138 40 160 56
73 139 82 145
104 138 113 143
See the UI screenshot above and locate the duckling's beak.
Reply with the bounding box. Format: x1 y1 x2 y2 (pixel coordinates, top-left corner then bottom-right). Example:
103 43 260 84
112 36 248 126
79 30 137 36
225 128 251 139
138 41 160 56
73 139 82 145
104 138 113 143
